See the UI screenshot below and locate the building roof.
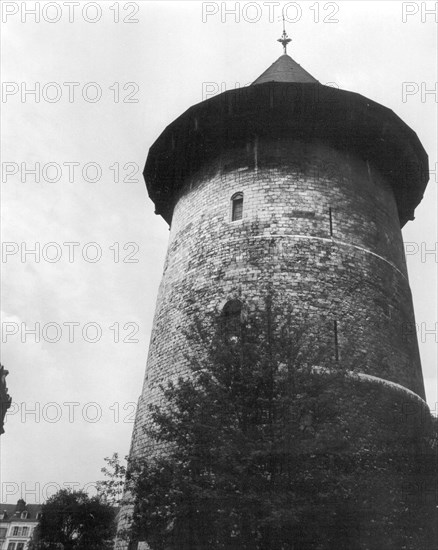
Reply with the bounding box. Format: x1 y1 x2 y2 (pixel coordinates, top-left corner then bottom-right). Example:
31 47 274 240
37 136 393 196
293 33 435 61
252 54 318 85
0 502 42 522
144 57 429 227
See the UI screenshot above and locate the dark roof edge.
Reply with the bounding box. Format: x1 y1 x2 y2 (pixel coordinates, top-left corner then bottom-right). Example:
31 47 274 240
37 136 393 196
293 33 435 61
145 82 429 227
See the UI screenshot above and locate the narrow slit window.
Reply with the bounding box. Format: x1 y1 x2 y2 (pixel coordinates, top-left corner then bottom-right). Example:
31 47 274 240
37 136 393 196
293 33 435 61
329 207 333 236
333 319 339 361
231 193 243 221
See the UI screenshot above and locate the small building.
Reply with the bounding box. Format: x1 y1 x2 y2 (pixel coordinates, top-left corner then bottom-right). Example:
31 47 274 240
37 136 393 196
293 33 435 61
0 500 42 550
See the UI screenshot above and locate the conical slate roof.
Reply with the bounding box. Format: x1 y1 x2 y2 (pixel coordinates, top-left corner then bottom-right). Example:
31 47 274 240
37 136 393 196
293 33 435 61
145 53 428 227
252 54 318 85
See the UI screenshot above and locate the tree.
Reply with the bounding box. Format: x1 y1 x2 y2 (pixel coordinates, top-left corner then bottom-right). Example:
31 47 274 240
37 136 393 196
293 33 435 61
31 489 116 550
98 452 128 506
119 295 437 550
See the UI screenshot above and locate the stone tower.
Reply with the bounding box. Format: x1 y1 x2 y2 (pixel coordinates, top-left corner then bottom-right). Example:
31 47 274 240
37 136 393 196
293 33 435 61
121 51 434 547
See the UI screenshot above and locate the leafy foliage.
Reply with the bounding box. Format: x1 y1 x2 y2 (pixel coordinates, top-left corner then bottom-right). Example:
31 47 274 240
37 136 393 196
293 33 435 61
98 453 128 506
30 489 116 550
117 297 437 550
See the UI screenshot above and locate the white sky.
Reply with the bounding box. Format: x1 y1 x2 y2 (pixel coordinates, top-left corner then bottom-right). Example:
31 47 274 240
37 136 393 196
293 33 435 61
1 0 437 504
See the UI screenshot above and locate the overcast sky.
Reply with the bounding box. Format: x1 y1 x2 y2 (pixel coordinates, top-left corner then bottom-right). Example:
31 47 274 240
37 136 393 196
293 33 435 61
1 1 437 504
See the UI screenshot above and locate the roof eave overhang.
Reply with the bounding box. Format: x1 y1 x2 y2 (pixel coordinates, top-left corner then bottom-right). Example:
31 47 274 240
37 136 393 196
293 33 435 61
144 82 429 227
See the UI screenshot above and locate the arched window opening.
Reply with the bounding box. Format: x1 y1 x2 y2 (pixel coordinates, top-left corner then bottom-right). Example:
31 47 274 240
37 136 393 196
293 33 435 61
231 192 243 221
222 299 242 340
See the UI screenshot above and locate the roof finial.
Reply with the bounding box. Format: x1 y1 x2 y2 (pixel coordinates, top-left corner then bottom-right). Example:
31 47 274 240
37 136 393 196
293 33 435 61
277 15 292 55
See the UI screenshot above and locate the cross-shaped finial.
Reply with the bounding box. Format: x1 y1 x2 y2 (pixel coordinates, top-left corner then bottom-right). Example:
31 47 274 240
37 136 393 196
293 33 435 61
277 16 292 54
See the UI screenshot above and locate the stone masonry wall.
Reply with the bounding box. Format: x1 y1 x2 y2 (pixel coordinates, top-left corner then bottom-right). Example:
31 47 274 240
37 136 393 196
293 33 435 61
129 137 425 458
